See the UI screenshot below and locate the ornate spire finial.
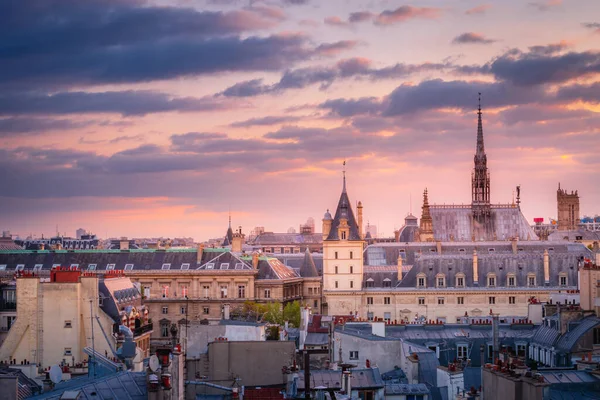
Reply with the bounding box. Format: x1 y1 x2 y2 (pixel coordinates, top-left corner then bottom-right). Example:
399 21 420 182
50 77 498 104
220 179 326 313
342 159 346 193
228 208 231 228
478 92 482 114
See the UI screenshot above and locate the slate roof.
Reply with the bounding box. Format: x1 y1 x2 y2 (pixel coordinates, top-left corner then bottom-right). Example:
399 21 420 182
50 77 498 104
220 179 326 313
397 215 419 243
0 365 41 399
299 249 319 278
305 332 329 346
276 253 323 276
548 230 600 242
30 371 146 400
250 232 322 245
223 226 234 247
0 237 23 251
296 368 384 390
385 383 429 395
257 258 299 280
429 205 539 242
556 317 600 353
326 185 361 241
364 241 590 289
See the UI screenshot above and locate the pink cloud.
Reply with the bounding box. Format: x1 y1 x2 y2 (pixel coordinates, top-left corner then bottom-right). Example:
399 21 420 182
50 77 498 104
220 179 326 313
375 6 441 25
465 4 492 15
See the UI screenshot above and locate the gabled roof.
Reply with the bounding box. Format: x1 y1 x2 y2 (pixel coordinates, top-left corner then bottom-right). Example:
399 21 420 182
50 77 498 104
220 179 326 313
257 258 299 280
299 249 319 278
326 185 361 241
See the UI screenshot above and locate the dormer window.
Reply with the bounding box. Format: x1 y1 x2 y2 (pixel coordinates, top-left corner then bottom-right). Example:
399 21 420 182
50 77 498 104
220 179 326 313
341 231 347 240
417 274 426 288
487 274 496 287
455 273 465 288
436 274 446 288
383 278 392 288
366 278 374 288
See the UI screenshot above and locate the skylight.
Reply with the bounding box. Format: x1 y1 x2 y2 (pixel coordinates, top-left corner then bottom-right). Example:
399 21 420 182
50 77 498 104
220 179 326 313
124 264 134 271
181 263 190 270
162 263 171 270
88 264 97 270
220 263 230 270
106 264 115 271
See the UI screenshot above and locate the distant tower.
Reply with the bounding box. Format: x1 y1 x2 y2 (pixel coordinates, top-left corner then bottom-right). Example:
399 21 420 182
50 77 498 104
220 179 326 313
557 183 580 231
471 93 491 220
419 188 434 242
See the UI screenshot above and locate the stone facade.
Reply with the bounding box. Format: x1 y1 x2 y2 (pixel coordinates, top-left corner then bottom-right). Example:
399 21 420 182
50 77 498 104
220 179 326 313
557 184 580 231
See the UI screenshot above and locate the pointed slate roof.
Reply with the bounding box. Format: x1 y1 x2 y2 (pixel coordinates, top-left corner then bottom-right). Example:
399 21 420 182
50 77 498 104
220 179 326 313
222 216 234 246
299 248 319 277
325 178 361 241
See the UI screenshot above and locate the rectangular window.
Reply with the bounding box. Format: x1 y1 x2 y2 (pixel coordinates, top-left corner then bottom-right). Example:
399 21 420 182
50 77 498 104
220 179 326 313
418 297 425 305
384 297 391 305
64 320 72 328
88 264 97 271
334 251 338 259
517 344 527 357
144 286 150 298
456 277 464 287
488 277 496 287
509 296 516 304
437 277 444 287
124 263 134 271
308 288 313 295
384 312 391 322
457 297 464 305
161 325 169 337
350 281 354 289
349 351 359 360
264 289 271 298
181 263 190 270
162 307 168 314
560 276 567 286
418 277 425 288
367 297 373 305
335 266 338 274
64 348 72 356
528 276 536 286
162 286 169 298
341 231 347 240
181 307 186 315
508 276 515 286
180 286 188 298
238 285 246 298
350 251 353 259
106 264 115 271
203 307 210 315
350 266 353 274
457 345 468 360
220 286 228 299
489 297 496 305
335 281 338 289
367 312 374 321
162 263 171 270
203 285 210 298
438 297 445 305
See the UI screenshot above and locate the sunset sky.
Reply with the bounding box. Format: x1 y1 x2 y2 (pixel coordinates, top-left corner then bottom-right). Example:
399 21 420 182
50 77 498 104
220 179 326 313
2 0 599 241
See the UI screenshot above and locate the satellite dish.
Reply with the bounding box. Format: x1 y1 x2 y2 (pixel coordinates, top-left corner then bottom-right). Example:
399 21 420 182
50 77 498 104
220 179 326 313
149 355 160 372
49 365 62 384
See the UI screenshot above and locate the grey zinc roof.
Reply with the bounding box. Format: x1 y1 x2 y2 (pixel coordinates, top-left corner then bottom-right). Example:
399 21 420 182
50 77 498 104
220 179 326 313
385 383 429 395
397 214 420 243
556 317 600 353
299 249 319 278
296 368 384 390
250 232 323 245
305 332 329 346
277 253 323 275
429 205 539 242
326 188 361 241
30 371 146 400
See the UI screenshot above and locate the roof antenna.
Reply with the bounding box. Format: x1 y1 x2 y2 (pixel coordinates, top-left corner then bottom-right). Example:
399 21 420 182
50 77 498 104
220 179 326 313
409 193 412 215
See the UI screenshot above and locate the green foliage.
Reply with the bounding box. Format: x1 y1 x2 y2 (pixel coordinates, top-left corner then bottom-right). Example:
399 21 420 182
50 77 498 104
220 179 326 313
266 325 280 340
283 301 301 328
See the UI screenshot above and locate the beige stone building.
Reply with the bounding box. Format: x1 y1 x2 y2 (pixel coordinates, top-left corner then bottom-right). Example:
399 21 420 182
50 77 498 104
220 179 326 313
0 269 152 371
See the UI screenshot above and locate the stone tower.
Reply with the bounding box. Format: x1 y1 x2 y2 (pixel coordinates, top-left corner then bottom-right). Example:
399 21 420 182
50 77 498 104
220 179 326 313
471 93 491 220
557 184 579 231
419 188 434 242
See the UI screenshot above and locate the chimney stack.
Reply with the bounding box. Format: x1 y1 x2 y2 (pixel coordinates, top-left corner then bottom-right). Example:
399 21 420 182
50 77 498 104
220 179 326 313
231 227 245 253
472 250 478 285
543 249 550 285
357 201 363 239
397 255 403 281
197 243 205 264
511 237 518 254
252 252 259 270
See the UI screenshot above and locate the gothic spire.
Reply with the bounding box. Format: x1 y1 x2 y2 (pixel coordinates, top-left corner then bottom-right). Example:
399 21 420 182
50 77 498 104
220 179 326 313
476 92 485 158
342 160 347 193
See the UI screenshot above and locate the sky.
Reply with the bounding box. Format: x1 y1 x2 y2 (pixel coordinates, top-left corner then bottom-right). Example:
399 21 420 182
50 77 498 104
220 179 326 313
1 0 600 241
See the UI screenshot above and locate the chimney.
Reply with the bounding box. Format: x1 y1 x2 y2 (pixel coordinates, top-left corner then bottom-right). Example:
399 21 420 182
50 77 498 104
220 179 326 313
197 243 204 264
511 237 518 254
543 249 550 285
322 210 332 240
252 252 259 270
120 238 129 250
55 242 62 250
39 243 45 251
397 255 403 281
436 241 442 255
231 227 245 253
472 250 478 285
357 201 363 239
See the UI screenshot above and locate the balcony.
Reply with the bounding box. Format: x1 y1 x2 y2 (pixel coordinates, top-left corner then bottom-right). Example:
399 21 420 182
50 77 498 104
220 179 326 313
133 322 153 337
0 300 16 311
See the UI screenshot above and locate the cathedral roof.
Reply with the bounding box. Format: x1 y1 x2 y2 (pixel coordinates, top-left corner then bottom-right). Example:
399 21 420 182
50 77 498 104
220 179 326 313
325 178 361 241
299 248 319 278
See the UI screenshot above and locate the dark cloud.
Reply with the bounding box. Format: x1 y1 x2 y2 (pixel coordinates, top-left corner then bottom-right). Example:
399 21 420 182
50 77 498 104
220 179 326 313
0 0 311 88
465 5 492 15
528 0 561 12
384 79 544 116
319 98 382 117
527 41 571 55
489 49 600 86
582 22 600 33
0 118 95 135
348 11 374 23
452 32 497 45
374 6 441 25
315 40 359 56
230 115 304 127
498 105 595 125
555 82 600 104
221 58 453 97
0 91 235 116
